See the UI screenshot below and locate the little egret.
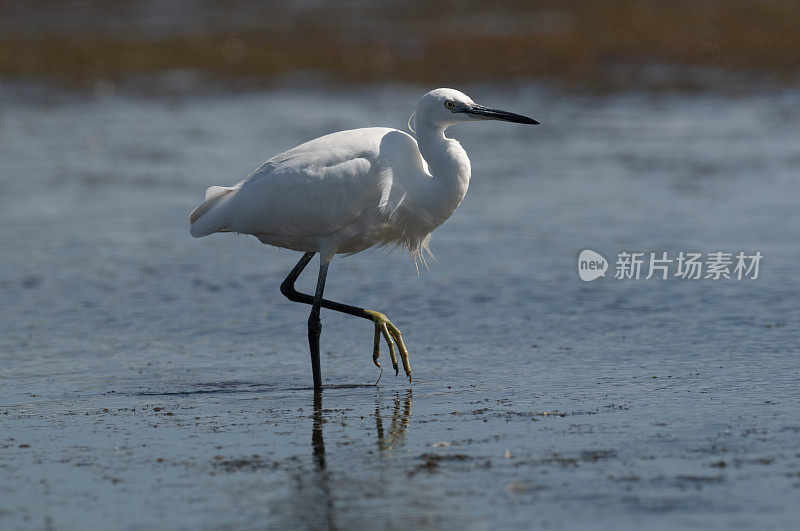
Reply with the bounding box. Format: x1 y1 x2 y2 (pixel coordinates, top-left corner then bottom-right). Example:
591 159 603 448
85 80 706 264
189 88 538 389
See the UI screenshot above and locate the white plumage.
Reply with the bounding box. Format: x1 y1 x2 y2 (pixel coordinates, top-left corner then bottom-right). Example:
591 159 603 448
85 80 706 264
191 127 435 262
188 88 538 389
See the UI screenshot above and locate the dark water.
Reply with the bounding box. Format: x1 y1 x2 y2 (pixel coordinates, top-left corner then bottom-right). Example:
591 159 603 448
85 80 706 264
1 82 799 529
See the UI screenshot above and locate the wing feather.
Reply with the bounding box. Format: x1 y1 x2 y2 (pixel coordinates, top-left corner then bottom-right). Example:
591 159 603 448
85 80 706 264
229 156 374 236
190 128 397 239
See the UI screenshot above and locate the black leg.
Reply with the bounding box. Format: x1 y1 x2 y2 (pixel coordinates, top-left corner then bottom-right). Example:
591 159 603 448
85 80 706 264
280 252 315 301
308 257 330 390
279 252 413 382
280 252 373 321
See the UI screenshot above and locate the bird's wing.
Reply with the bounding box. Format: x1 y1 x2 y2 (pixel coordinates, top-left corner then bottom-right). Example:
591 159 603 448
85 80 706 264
193 128 398 238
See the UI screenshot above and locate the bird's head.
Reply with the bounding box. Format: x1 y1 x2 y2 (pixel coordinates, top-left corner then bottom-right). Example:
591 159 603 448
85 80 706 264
409 88 539 133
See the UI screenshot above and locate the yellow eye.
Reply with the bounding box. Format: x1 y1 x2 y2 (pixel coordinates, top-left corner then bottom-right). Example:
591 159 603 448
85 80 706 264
445 100 456 109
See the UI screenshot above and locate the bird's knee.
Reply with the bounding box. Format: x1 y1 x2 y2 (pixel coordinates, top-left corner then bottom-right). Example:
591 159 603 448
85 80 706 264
308 311 322 336
280 281 299 301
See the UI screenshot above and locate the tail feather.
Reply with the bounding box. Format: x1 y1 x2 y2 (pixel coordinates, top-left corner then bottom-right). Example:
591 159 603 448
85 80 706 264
189 186 238 237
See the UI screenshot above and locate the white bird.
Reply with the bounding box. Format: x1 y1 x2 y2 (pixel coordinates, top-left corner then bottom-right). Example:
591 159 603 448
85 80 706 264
189 88 538 389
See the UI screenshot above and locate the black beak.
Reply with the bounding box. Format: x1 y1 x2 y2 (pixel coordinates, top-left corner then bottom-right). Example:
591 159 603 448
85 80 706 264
464 104 539 125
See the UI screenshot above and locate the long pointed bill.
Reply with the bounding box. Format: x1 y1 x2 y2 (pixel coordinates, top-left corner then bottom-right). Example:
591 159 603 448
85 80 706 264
465 104 539 124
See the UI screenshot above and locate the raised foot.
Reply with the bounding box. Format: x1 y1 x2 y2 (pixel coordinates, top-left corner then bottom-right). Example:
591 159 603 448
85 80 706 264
365 309 412 382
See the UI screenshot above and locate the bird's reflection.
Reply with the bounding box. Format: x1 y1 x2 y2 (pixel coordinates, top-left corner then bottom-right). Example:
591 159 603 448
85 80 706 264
375 389 412 452
312 389 327 469
310 388 413 468
309 389 336 529
299 388 412 529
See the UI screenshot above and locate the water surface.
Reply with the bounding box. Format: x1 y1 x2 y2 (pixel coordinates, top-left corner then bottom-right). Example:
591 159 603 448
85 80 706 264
1 82 799 529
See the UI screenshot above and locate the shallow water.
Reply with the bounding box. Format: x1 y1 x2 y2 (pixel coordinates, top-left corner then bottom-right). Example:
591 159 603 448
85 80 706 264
1 82 799 529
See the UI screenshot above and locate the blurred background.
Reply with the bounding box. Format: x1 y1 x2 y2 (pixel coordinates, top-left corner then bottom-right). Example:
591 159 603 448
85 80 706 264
2 2 800 529
1 0 799 91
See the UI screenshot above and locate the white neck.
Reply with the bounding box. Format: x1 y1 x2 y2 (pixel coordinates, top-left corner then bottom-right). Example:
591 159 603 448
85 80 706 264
409 124 471 230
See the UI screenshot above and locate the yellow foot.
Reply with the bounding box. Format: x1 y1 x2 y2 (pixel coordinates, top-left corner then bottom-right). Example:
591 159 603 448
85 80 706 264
365 309 412 382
